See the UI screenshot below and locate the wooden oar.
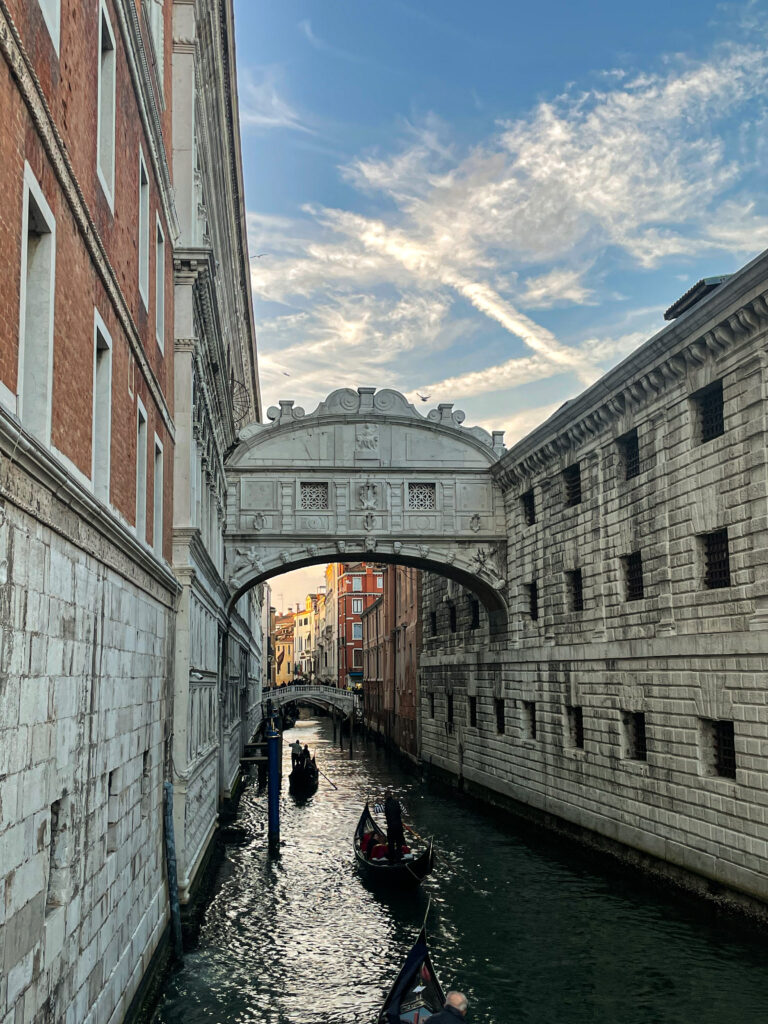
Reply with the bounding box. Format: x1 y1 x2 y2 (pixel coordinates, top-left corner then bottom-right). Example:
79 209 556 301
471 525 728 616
316 764 338 789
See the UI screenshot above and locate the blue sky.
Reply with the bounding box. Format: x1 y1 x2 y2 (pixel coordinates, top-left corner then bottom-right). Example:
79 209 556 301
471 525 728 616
235 0 768 444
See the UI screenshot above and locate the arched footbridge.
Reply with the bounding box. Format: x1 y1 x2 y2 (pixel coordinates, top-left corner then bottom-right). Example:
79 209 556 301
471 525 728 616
263 684 356 719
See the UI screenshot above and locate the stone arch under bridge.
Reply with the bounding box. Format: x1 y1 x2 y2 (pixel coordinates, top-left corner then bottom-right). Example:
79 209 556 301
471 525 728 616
224 387 509 634
264 683 355 718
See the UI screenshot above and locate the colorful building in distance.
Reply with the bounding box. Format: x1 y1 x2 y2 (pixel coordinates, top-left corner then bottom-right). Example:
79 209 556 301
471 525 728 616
273 611 295 686
331 562 384 687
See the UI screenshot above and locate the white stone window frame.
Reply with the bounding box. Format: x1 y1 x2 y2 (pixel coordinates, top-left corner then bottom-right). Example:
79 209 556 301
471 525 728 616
36 0 61 55
299 481 329 510
136 396 148 542
96 1 117 211
138 147 150 309
92 308 113 503
152 433 164 559
407 481 437 511
155 213 165 352
18 162 56 446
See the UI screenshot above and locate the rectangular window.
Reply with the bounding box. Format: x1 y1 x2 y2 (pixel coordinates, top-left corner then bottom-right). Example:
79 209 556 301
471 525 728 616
622 711 647 761
92 313 112 502
693 379 724 443
430 610 437 636
352 648 362 668
522 700 537 740
352 598 363 614
408 482 436 510
470 598 480 630
447 693 454 725
352 576 363 592
97 3 116 205
19 165 56 443
46 796 70 914
521 488 536 526
155 217 165 350
136 401 147 542
429 692 435 718
623 551 644 602
449 605 457 633
376 575 383 588
618 428 640 480
526 581 539 621
468 695 477 727
300 481 329 510
566 569 584 612
495 698 505 734
138 150 150 307
700 718 736 779
702 528 730 589
565 705 584 749
106 768 119 854
141 750 150 819
153 436 163 558
352 622 362 639
37 0 61 53
563 463 582 507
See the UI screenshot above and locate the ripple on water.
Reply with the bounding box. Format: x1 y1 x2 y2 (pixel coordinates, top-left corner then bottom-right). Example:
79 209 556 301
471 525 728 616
152 718 768 1024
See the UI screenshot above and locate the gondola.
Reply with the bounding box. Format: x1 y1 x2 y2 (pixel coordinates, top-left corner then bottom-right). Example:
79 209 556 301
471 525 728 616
289 755 319 796
378 924 446 1023
354 803 434 886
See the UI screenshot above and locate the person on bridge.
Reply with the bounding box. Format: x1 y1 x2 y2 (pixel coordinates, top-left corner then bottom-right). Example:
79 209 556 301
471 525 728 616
426 992 469 1022
384 790 405 863
291 740 302 768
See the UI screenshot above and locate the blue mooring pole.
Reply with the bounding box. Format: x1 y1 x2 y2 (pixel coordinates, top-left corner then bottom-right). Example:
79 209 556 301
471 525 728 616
267 717 281 854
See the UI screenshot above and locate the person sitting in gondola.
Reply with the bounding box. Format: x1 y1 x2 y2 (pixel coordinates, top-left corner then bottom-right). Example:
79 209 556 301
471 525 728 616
384 790 405 863
426 991 469 1022
290 739 302 767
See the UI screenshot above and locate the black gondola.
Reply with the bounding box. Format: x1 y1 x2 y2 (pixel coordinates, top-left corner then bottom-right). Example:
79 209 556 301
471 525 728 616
378 925 446 1023
289 756 319 795
354 803 434 886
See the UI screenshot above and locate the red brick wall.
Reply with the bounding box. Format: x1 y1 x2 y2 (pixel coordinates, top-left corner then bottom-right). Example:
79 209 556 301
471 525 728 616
0 0 174 556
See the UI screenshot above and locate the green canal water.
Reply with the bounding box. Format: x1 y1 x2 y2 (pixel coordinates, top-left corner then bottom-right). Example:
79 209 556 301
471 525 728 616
151 715 768 1024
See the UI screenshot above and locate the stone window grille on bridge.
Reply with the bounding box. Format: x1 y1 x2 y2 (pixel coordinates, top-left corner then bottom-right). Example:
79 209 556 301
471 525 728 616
618 428 640 480
522 701 537 740
693 379 724 444
702 528 730 589
521 488 536 525
566 569 584 612
408 482 437 510
300 482 329 510
622 711 647 761
700 718 736 778
563 463 582 507
623 551 644 602
565 705 584 749
468 695 477 727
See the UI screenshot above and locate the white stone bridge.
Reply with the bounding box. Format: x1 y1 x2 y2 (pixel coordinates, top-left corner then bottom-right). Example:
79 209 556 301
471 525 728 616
263 683 356 718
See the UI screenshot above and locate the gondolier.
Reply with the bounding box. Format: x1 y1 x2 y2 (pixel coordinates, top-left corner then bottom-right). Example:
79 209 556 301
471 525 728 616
290 739 302 767
384 791 405 863
353 803 434 887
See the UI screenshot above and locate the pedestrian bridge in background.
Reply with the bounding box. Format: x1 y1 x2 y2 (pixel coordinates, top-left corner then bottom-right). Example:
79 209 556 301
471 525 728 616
264 684 356 718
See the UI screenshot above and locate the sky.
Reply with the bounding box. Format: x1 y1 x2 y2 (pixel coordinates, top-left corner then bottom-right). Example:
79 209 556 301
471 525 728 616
233 0 768 609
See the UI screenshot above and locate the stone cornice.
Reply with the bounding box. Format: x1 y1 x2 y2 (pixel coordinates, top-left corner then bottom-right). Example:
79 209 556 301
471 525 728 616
0 1 176 441
0 406 179 603
493 254 768 490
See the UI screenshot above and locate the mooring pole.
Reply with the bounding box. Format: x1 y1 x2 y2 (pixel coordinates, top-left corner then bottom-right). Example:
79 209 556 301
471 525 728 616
349 709 355 758
339 708 343 750
267 717 281 855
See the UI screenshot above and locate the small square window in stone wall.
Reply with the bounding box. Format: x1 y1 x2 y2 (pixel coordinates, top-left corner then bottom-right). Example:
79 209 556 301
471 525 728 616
618 428 640 480
566 569 584 612
562 463 582 506
700 718 736 778
300 482 329 510
702 528 730 589
623 551 644 602
523 700 537 739
565 704 584 748
521 489 536 525
408 482 437 510
468 695 477 727
693 379 725 444
622 710 647 760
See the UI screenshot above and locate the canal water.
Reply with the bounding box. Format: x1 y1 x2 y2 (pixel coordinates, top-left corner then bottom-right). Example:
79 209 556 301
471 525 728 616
152 715 768 1024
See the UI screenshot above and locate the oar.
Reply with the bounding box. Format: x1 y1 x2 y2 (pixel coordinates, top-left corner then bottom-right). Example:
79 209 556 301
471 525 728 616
316 764 338 790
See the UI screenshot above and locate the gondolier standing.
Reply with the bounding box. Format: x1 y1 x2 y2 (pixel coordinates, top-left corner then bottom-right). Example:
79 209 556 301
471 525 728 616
384 791 405 863
291 739 302 767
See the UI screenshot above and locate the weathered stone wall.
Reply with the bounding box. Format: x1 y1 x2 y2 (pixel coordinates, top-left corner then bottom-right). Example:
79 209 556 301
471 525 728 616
0 457 175 1024
421 255 768 908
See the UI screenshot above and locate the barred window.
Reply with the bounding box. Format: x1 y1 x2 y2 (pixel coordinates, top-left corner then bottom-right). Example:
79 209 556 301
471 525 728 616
566 569 584 612
495 698 505 734
565 705 584 749
702 528 730 589
408 482 436 510
700 718 736 779
622 711 647 761
693 380 724 443
618 428 640 480
563 463 582 507
470 598 480 630
429 692 435 718
526 581 539 621
468 695 477 728
449 605 457 632
623 551 644 602
430 610 438 636
523 700 537 740
300 482 329 510
447 693 454 724
521 489 536 525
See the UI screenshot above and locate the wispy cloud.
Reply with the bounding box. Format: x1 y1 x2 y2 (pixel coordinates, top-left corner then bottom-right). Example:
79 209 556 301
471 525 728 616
240 69 314 133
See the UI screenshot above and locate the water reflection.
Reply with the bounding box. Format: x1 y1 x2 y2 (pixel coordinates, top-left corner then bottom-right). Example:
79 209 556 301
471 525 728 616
152 716 768 1024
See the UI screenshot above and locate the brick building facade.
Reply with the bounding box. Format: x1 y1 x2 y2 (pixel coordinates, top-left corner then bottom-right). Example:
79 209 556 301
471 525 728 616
332 562 383 687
